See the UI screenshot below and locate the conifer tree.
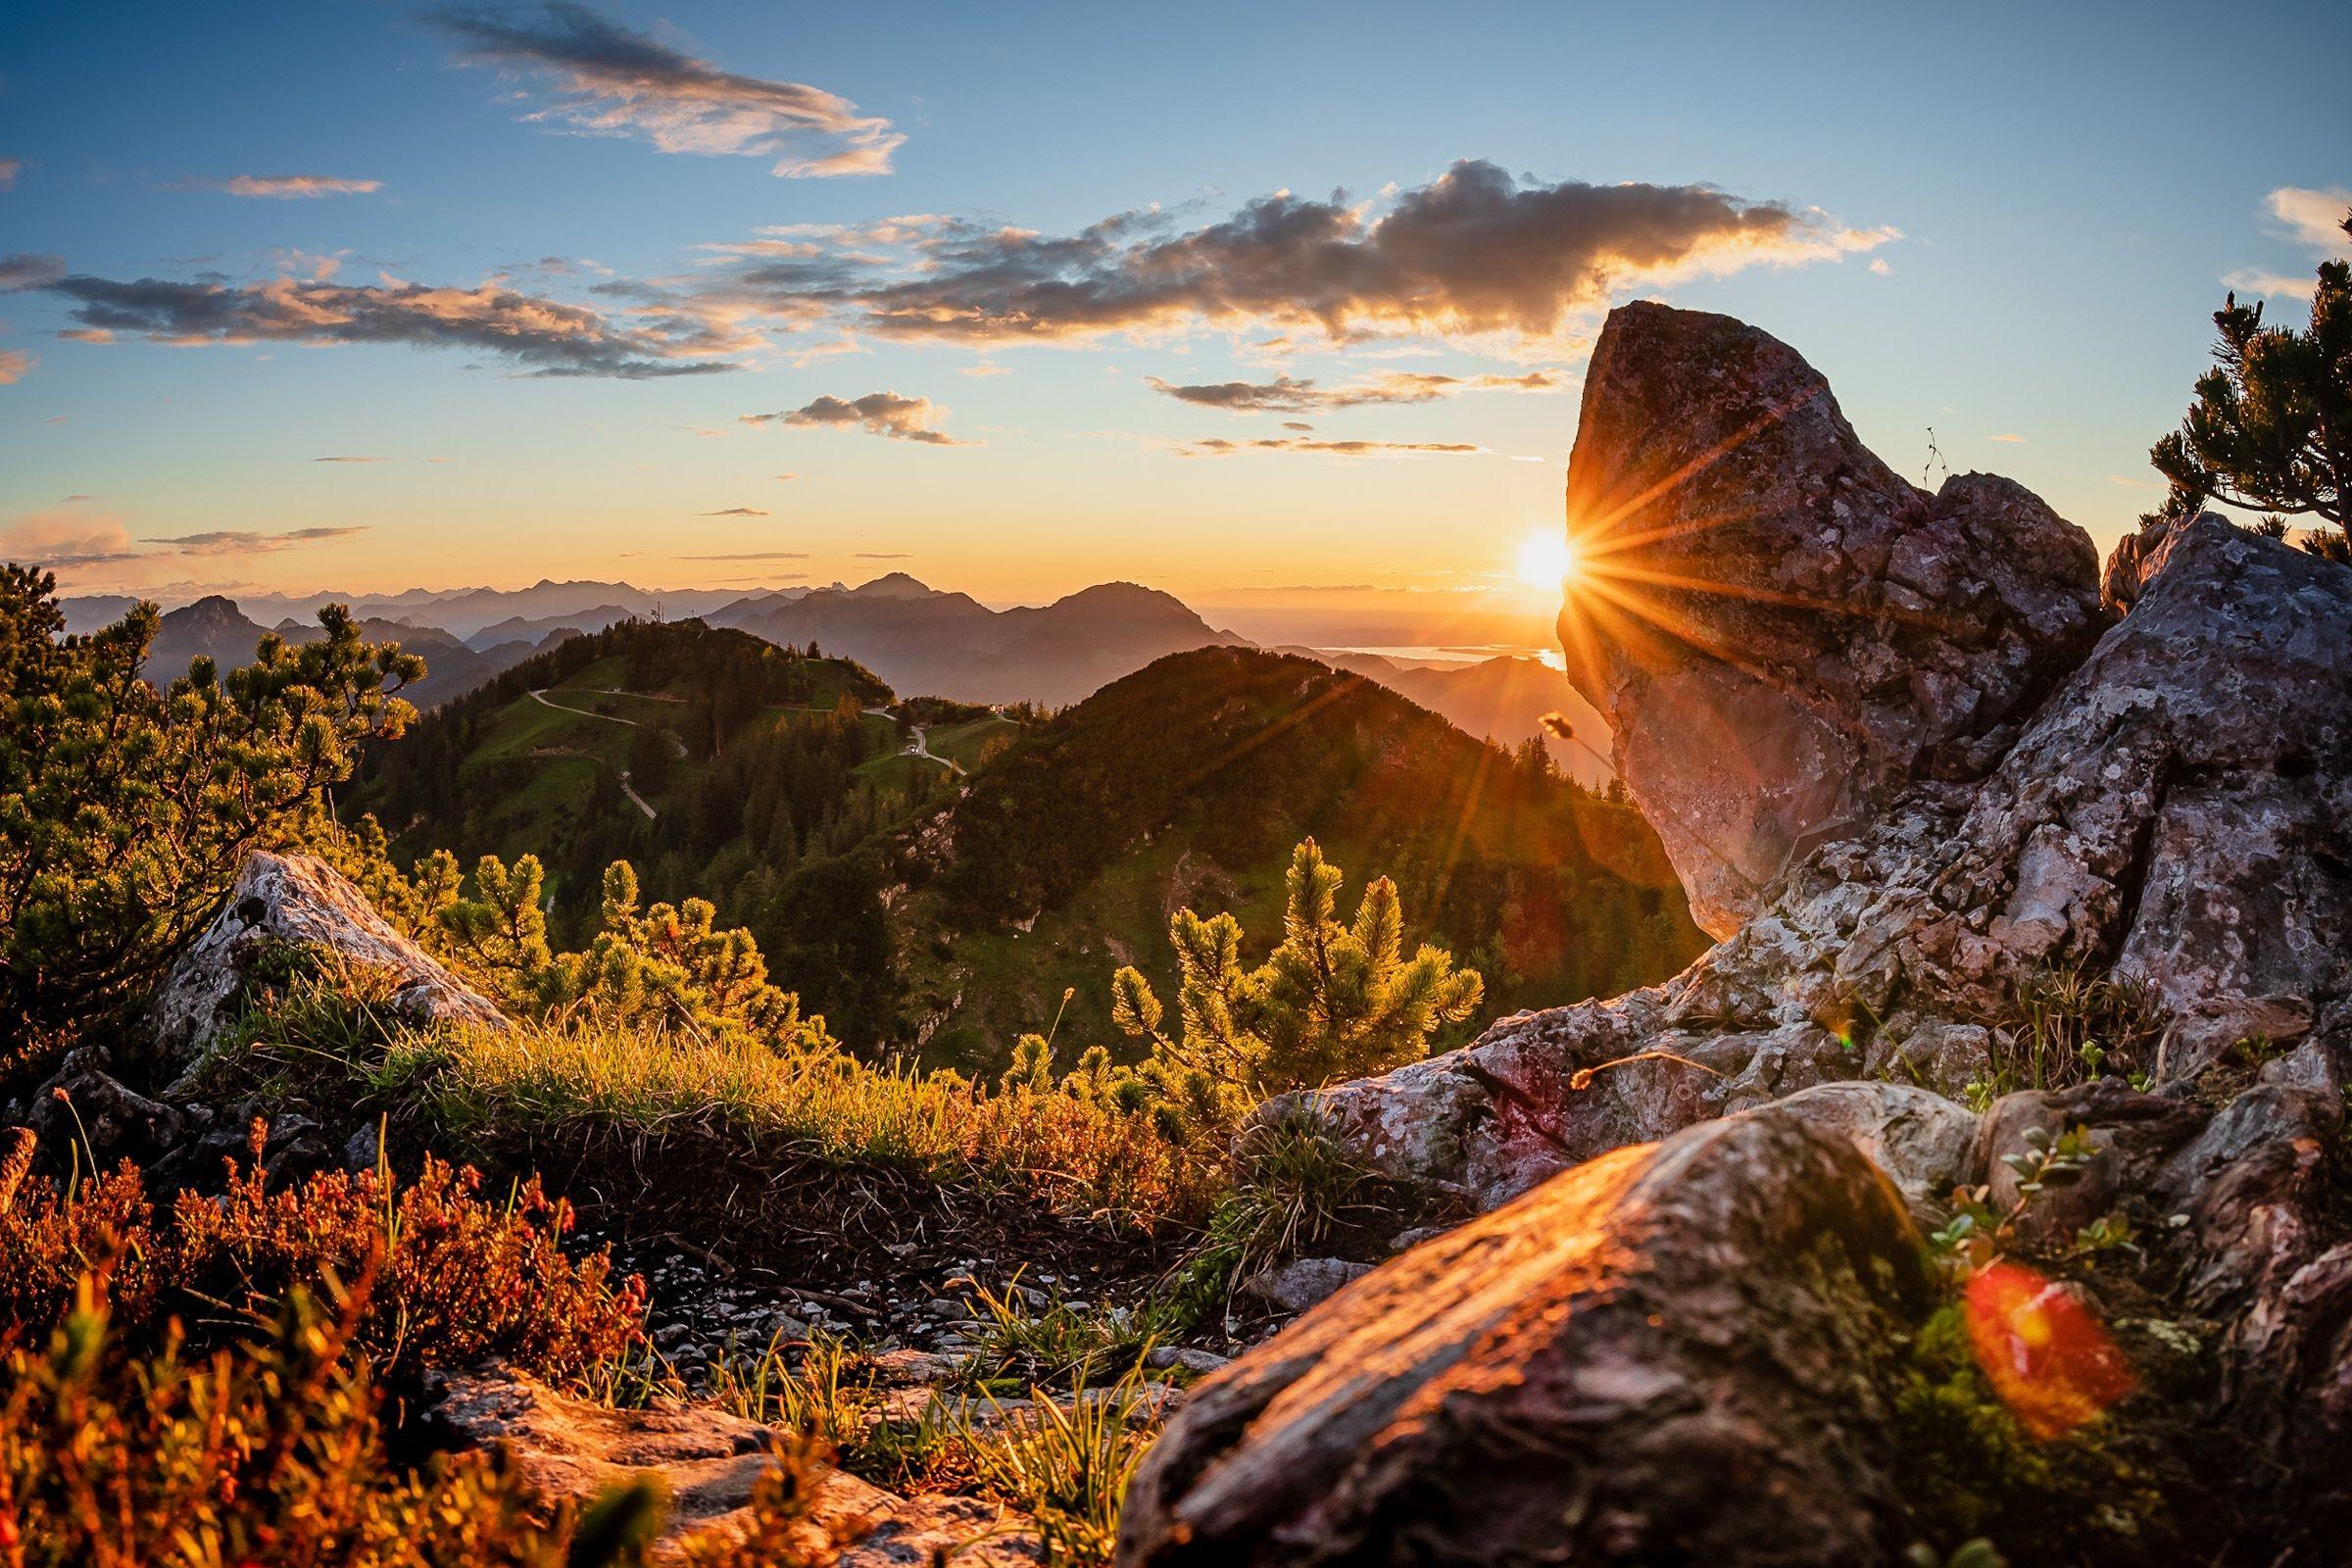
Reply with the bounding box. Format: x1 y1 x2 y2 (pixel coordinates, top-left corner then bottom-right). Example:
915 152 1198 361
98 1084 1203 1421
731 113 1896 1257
2151 205 2351 539
0 569 422 1039
1108 838 1482 1130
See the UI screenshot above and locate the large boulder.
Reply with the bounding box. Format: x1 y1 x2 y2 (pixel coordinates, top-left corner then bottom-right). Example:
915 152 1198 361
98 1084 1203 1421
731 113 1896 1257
1305 490 2352 1211
1118 1111 1935 1567
149 851 509 1083
1560 302 2105 938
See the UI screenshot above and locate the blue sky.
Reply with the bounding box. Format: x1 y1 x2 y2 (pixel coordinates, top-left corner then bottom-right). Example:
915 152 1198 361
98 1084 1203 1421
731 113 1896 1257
1 0 2345 626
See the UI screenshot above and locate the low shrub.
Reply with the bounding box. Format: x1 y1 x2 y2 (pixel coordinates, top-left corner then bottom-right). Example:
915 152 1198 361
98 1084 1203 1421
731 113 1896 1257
0 1123 646 1390
0 1273 831 1568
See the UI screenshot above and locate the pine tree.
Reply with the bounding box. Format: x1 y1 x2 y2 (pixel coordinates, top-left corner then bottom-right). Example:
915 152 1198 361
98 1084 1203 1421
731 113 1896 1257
0 569 422 1041
2151 205 2351 538
1109 839 1482 1127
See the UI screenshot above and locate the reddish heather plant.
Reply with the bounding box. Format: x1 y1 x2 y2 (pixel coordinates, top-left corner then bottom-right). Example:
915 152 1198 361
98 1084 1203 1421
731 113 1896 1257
0 1122 647 1390
0 1271 836 1568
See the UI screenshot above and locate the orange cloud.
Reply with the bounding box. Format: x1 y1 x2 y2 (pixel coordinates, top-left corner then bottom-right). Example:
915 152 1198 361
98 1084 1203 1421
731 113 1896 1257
197 174 382 199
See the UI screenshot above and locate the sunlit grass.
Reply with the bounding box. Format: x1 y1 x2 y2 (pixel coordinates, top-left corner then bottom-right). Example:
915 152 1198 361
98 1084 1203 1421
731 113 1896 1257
367 1017 1221 1227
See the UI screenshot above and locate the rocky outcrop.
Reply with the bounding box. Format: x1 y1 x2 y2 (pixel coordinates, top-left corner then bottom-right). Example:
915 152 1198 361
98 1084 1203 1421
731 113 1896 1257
1194 303 2352 1560
425 1365 1046 1563
149 851 509 1082
1301 391 2350 1212
1119 1111 1936 1567
1560 303 2105 937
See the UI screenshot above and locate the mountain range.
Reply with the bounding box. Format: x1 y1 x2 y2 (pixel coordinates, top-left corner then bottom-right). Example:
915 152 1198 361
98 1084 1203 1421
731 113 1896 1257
61 575 1613 766
703 573 1249 708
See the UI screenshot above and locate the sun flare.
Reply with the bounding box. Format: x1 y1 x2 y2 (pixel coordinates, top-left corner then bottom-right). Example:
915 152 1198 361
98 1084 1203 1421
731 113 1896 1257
1515 529 1580 590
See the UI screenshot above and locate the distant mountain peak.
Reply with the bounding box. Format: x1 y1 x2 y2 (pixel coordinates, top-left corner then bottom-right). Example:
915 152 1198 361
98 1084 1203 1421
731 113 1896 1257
849 571 937 599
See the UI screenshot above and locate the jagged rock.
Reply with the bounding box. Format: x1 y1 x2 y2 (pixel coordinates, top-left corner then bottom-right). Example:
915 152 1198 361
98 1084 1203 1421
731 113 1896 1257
149 851 510 1081
1240 1256 1372 1314
1117 1111 1935 1567
1303 508 2352 1210
2101 510 2193 612
423 1365 1045 1562
1559 302 2105 937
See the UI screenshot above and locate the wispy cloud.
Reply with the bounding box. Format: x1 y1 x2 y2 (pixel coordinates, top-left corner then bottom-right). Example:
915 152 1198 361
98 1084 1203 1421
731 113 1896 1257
0 349 32 385
2224 185 2352 300
20 265 735 378
0 254 66 290
698 506 767 515
1178 435 1487 458
433 1 902 176
744 390 974 445
0 158 19 192
2267 185 2352 251
1987 433 2025 443
140 525 370 557
855 551 909 559
314 454 393 463
677 550 808 561
188 174 382 199
2 509 141 570
1147 368 1557 413
690 160 1894 353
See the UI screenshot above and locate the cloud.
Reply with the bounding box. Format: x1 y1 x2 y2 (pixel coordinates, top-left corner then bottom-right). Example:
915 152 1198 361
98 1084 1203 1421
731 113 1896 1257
315 454 392 463
0 349 32 384
958 362 1008 377
191 174 382 199
2 509 140 569
1987 433 2025 443
696 160 1894 352
2223 186 2352 301
2222 269 2320 301
28 267 734 378
1869 258 1891 275
433 2 902 176
140 525 370 557
698 506 767 515
675 549 807 561
744 390 974 445
855 551 909 559
1178 435 1487 458
2266 185 2352 252
0 254 67 291
0 158 18 191
1147 368 1557 413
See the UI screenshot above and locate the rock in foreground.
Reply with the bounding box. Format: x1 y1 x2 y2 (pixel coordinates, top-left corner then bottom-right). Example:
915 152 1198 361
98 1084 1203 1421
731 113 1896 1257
1120 1112 1933 1567
426 1365 1046 1563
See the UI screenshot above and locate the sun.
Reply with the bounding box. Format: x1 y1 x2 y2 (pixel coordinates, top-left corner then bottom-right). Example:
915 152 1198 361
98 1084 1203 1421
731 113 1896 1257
1515 529 1580 590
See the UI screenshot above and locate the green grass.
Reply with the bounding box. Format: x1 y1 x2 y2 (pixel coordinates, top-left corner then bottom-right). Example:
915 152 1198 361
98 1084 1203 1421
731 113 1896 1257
925 715 1020 769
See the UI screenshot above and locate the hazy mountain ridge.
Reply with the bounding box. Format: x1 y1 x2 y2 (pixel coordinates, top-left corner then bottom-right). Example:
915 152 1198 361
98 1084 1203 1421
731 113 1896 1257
709 575 1250 706
70 577 1611 758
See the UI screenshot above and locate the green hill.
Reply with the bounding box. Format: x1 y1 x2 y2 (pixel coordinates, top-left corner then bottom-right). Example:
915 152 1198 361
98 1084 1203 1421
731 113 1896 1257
891 646 1707 1071
347 618 918 921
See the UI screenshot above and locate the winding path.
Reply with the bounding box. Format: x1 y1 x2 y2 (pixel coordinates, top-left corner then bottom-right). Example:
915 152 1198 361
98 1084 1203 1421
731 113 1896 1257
527 687 684 820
